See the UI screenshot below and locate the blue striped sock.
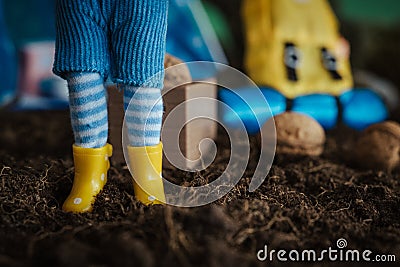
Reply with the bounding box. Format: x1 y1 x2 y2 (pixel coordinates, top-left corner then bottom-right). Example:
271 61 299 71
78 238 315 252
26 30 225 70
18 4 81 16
123 86 163 147
67 72 108 148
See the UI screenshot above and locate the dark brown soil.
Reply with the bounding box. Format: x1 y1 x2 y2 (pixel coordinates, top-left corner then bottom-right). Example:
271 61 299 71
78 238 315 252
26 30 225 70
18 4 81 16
0 109 399 267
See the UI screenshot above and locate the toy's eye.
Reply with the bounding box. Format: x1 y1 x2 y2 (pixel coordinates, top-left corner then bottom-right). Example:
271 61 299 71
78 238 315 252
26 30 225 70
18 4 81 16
284 43 300 69
284 43 300 81
321 48 337 70
321 48 342 80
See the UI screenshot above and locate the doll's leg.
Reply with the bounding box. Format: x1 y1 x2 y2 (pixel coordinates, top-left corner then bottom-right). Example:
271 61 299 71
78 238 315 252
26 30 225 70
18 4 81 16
123 87 163 147
53 0 112 212
62 72 112 212
122 86 165 205
67 72 108 148
110 0 168 205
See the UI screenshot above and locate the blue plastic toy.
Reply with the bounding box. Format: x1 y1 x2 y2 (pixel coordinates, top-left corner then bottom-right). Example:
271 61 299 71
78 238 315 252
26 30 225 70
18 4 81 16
0 0 17 107
219 87 388 133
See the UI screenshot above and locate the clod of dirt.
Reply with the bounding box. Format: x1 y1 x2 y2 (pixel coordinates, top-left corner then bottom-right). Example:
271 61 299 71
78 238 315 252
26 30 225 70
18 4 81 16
355 121 400 172
272 112 326 156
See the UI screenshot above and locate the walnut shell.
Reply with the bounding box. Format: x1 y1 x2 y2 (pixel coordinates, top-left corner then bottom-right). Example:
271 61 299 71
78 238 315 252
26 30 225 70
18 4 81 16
272 112 326 156
355 121 400 172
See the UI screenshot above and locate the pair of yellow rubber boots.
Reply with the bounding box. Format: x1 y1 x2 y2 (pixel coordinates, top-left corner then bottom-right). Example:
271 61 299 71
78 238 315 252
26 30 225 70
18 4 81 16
62 143 165 212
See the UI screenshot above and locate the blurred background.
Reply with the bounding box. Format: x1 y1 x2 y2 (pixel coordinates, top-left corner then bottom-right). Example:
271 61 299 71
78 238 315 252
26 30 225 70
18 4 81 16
1 0 400 110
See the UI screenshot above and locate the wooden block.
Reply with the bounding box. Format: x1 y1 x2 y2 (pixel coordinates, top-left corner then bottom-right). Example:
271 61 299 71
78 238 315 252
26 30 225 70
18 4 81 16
162 79 217 170
107 84 124 165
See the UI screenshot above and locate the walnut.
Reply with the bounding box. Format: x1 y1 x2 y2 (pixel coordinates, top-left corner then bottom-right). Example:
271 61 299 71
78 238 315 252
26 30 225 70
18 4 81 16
271 111 326 156
355 121 400 172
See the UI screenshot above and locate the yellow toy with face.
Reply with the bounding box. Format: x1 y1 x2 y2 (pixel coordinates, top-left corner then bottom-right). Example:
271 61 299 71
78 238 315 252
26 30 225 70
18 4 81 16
243 0 353 99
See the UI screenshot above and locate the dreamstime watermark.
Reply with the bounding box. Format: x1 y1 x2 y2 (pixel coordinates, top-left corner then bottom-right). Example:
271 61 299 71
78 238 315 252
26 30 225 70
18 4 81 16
122 61 276 207
256 238 397 263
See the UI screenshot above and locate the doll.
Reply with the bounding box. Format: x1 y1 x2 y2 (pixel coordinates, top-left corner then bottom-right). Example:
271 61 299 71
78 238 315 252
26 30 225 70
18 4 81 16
53 0 167 212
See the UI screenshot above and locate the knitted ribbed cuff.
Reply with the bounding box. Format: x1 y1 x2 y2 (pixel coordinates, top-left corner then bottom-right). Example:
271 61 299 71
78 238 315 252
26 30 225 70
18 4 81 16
53 0 168 89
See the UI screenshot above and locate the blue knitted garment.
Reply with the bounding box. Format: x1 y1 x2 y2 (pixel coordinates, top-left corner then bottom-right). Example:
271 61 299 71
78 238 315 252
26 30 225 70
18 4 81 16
53 0 168 88
67 72 163 148
123 86 164 147
67 72 108 148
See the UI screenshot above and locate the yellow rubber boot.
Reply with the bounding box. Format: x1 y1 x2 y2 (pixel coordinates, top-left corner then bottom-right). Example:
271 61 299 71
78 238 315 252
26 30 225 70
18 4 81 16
127 142 166 205
63 143 113 212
